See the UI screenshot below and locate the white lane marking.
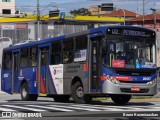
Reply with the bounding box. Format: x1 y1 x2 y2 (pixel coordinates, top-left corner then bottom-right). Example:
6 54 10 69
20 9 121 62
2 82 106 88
71 104 114 110
0 101 8 103
48 105 101 111
0 107 15 111
70 104 156 111
1 105 45 112
26 105 73 112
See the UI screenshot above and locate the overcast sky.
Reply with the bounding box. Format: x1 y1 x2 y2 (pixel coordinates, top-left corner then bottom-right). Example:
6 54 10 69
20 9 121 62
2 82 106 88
16 0 160 15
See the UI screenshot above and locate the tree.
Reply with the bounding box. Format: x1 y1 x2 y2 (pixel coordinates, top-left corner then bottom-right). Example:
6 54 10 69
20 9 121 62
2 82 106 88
70 8 91 16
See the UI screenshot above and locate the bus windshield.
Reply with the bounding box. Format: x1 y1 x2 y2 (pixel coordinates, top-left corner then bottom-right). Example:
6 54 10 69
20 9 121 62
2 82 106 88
103 39 156 69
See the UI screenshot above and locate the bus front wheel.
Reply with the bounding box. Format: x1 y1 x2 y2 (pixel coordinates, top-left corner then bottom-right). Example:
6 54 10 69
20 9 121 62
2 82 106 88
21 82 38 101
71 81 92 104
110 94 132 105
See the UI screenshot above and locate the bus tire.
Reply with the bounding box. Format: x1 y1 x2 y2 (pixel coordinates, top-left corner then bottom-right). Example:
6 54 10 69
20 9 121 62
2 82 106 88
53 95 70 103
71 81 92 104
110 94 131 105
21 82 38 101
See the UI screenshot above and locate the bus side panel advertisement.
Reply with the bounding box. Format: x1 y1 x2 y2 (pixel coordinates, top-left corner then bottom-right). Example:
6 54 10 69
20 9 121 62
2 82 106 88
49 64 64 94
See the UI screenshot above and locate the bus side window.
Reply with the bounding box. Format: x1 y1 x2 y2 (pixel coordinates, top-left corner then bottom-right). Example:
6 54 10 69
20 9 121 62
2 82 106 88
62 38 74 64
20 48 28 68
29 47 37 66
75 36 87 50
51 41 62 65
3 52 12 70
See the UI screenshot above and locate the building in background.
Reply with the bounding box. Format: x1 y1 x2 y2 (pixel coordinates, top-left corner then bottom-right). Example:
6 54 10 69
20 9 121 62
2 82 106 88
0 0 16 17
127 13 160 31
0 15 124 41
0 23 28 43
88 5 112 15
88 3 116 16
104 9 140 20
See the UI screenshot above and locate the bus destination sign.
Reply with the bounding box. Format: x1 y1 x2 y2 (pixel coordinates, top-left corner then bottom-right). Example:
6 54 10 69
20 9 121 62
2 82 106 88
107 28 154 38
123 30 145 36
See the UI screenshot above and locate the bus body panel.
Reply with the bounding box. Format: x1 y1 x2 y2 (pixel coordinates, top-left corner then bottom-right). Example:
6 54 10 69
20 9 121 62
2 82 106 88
1 70 12 94
63 63 89 94
46 66 57 94
18 67 38 94
39 65 58 95
48 64 64 95
16 66 58 95
48 63 89 95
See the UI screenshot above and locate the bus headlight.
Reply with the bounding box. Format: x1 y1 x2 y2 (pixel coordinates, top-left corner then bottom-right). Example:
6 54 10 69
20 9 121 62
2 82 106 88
107 75 119 84
146 79 156 85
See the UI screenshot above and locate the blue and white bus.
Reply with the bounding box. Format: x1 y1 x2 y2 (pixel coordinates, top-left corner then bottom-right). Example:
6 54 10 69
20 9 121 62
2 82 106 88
1 26 157 105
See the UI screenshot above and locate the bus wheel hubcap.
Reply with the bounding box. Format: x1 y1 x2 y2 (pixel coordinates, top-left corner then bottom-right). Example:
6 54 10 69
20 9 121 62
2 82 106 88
76 87 83 98
22 88 27 97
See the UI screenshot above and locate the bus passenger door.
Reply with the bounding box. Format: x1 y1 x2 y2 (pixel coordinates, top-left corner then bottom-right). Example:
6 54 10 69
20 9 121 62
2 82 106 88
90 39 101 92
12 51 20 93
38 46 49 95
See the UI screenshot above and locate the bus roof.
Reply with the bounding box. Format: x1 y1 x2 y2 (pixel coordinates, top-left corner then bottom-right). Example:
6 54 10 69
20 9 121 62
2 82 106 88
3 25 155 52
90 25 156 33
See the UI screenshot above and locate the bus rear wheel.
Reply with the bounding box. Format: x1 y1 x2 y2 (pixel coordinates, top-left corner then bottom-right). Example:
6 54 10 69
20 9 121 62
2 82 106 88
53 95 70 103
21 82 38 101
110 94 131 105
71 81 92 104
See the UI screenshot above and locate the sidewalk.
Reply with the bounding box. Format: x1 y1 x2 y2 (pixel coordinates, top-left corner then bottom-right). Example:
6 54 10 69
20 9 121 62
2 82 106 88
0 91 7 95
130 97 160 102
100 95 160 103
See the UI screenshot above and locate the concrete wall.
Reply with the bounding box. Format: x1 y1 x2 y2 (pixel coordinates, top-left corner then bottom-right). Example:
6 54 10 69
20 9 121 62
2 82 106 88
0 0 15 15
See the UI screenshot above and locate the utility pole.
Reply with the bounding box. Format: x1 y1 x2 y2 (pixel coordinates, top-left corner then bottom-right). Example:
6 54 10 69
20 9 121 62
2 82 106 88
142 0 145 26
37 0 40 40
150 8 157 30
121 9 125 25
150 8 157 65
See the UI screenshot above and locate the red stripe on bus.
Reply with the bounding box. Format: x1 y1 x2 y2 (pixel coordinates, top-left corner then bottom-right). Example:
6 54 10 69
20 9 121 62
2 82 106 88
83 63 88 72
36 68 46 93
112 76 130 81
40 76 46 93
101 76 107 81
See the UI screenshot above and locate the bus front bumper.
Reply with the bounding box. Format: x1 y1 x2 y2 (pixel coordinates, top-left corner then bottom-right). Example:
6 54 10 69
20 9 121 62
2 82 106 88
102 80 157 96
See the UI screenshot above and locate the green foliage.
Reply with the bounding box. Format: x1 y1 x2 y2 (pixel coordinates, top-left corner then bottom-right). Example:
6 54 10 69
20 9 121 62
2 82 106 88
132 96 152 99
70 8 91 16
92 97 109 101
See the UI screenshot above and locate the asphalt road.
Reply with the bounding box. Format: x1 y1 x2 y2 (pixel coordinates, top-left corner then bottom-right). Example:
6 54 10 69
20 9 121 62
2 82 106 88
0 94 160 120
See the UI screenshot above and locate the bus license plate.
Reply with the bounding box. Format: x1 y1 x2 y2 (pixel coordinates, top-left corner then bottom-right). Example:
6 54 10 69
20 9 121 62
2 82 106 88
131 87 140 92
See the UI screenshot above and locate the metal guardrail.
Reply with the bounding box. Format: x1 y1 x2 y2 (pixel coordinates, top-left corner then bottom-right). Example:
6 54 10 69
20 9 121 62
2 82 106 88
0 23 88 44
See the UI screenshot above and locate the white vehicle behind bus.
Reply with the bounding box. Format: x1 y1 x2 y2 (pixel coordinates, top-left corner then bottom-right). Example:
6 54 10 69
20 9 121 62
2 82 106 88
0 37 12 47
14 40 36 46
